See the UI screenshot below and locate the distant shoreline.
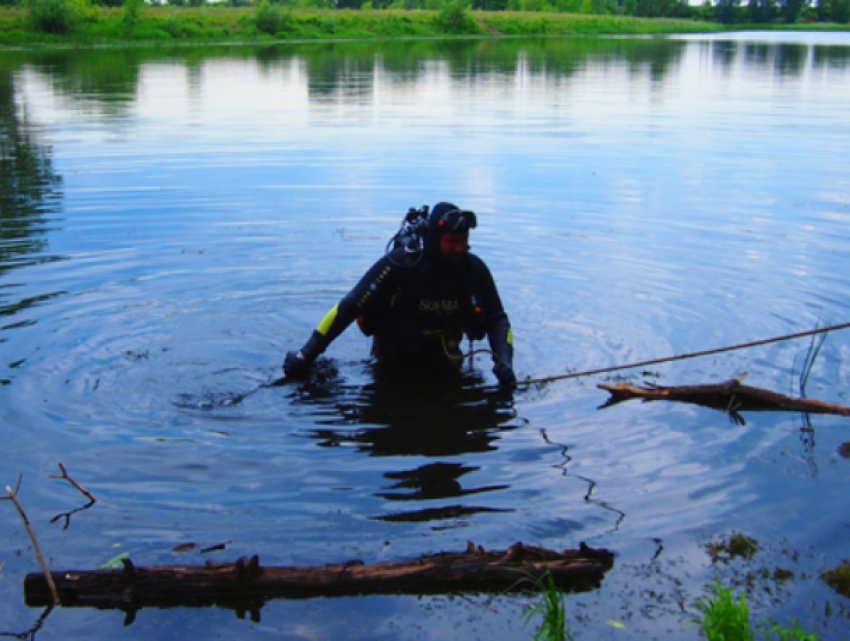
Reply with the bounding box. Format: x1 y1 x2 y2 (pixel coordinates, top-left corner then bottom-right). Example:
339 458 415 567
2 6 846 49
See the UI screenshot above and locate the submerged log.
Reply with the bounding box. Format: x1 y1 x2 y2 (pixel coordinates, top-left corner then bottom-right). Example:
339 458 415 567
25 542 614 617
598 373 850 423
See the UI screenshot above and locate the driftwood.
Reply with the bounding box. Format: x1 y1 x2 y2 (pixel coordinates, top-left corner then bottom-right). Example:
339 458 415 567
25 542 614 622
598 373 850 424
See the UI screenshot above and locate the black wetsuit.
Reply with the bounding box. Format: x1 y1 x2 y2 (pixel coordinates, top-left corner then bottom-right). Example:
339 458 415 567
310 246 513 372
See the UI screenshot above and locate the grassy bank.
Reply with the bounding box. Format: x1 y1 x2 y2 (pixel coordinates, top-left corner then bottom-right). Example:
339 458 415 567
0 5 726 46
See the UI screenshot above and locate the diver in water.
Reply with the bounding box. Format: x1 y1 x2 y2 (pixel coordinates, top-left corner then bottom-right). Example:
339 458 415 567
284 202 516 388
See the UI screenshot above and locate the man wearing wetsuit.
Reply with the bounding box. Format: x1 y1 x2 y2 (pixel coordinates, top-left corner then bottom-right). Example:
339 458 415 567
284 202 516 388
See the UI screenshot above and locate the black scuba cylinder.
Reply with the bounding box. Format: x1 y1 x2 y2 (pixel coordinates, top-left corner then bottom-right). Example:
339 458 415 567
386 205 429 265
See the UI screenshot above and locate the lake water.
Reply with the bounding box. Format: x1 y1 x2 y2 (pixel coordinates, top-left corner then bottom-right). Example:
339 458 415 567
2 31 850 640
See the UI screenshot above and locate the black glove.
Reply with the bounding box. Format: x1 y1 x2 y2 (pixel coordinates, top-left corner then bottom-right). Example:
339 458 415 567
493 361 516 388
284 350 312 379
283 330 328 380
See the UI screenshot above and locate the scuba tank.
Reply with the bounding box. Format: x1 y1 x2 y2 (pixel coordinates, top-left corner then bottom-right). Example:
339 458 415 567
358 205 430 336
386 205 429 266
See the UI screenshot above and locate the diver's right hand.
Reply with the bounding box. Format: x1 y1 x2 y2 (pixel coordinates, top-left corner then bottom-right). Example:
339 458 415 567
493 361 517 389
284 350 313 379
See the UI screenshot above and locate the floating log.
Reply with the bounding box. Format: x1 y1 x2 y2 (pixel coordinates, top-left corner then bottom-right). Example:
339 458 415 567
25 542 614 620
598 373 850 423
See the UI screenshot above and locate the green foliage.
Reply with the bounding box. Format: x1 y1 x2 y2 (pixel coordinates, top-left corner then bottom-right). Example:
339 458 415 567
26 0 83 33
822 561 850 598
696 579 754 641
254 0 295 34
122 0 142 26
376 12 419 34
695 0 715 19
518 571 573 641
778 0 807 21
434 0 479 32
696 578 819 641
764 619 818 641
157 16 185 35
817 0 850 22
747 0 777 22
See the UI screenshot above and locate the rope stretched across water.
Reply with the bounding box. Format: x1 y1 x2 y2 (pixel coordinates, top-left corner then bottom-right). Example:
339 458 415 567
465 321 850 388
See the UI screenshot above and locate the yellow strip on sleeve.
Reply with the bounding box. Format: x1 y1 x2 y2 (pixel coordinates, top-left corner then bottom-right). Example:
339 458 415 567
317 304 339 336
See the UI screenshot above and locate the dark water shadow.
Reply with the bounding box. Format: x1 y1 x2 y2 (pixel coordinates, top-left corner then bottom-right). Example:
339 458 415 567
288 360 524 524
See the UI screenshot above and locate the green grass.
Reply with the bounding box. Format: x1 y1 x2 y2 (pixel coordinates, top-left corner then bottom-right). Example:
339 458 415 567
696 578 818 641
515 572 819 641
697 579 755 641
517 570 573 641
0 4 728 46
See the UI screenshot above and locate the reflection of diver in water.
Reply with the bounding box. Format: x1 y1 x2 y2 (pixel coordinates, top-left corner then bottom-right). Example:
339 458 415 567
294 364 523 523
284 202 517 389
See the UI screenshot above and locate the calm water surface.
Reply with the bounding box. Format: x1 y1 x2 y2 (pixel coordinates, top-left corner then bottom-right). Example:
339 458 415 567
2 32 850 640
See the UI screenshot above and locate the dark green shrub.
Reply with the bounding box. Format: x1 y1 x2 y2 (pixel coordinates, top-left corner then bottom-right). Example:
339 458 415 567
126 25 172 38
434 0 478 32
26 0 80 33
376 12 417 34
254 0 295 35
158 16 184 36
123 0 143 26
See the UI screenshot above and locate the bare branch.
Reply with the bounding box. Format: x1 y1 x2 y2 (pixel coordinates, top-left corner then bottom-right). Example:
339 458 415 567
3 476 61 606
48 462 97 503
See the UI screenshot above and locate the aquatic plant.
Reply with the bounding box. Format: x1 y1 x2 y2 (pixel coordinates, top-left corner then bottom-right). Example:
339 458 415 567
821 562 850 599
517 570 573 641
763 619 819 641
706 532 759 564
696 579 755 641
696 578 820 641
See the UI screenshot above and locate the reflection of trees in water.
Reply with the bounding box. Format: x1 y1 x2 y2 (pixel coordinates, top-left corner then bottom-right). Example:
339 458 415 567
296 368 521 523
741 42 811 76
12 38 697 119
0 59 64 343
26 48 147 116
11 38 847 120
246 37 688 103
712 40 738 71
744 42 770 67
256 42 377 103
774 44 807 76
812 45 850 69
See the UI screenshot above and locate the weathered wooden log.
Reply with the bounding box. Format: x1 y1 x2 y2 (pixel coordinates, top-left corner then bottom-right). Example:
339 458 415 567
598 373 850 423
25 541 614 618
